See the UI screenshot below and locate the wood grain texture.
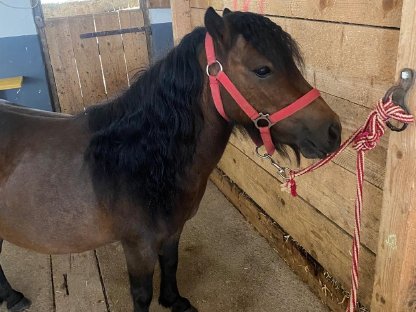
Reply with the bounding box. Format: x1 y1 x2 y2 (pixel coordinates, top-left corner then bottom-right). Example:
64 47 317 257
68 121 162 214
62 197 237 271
95 243 133 312
0 242 53 311
52 252 107 312
171 0 192 44
147 0 170 8
229 128 382 253
68 15 107 107
94 12 129 98
190 0 403 28
218 143 375 306
119 10 149 82
44 18 84 114
210 169 350 312
43 0 139 19
371 0 416 310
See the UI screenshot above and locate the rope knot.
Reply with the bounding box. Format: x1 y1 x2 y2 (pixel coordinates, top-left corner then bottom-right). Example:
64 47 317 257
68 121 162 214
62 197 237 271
352 110 385 152
352 98 413 153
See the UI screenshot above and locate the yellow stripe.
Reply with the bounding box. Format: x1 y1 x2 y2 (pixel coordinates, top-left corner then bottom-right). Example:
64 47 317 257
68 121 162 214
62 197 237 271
0 76 23 90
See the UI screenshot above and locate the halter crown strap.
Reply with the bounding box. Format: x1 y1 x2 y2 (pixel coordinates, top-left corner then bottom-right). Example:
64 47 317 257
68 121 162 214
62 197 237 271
205 32 320 155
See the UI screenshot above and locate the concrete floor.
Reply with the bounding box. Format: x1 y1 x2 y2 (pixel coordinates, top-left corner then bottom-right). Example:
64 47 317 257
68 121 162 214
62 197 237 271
0 182 327 312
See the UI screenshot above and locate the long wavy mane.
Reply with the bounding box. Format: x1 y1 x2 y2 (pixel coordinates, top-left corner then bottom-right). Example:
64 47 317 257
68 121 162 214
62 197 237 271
85 28 206 213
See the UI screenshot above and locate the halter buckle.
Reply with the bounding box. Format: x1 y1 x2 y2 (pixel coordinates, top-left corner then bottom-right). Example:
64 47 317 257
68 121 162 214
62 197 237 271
206 60 223 77
254 113 272 129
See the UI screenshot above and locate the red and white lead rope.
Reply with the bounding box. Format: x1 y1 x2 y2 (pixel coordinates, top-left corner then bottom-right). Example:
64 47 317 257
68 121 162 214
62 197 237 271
284 97 414 311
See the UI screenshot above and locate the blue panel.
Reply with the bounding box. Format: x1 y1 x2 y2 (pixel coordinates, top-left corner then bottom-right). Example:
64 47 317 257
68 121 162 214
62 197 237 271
151 22 174 62
0 35 52 111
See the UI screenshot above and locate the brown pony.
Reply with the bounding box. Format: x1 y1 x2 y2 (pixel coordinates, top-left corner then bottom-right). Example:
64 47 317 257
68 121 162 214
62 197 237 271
0 8 341 312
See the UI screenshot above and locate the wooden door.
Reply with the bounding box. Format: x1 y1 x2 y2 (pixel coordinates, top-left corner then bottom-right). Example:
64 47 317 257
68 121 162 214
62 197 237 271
43 5 149 113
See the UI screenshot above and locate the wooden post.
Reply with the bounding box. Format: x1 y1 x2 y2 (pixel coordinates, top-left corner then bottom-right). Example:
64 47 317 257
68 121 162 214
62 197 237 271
371 1 416 311
170 0 192 45
139 0 153 64
32 0 62 112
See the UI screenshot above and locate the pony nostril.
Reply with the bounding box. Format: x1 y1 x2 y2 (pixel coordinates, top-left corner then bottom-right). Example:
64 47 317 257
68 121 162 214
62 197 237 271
328 122 341 144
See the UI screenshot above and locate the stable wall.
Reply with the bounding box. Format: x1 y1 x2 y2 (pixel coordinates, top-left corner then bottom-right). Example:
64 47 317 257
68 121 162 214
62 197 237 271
181 0 403 310
0 0 52 110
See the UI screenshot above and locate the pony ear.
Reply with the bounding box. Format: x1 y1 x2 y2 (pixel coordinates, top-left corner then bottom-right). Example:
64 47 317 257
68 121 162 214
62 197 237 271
223 8 232 16
205 7 225 41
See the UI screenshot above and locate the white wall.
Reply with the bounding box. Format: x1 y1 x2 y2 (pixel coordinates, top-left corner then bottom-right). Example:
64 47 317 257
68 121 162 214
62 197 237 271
149 8 172 24
0 0 37 38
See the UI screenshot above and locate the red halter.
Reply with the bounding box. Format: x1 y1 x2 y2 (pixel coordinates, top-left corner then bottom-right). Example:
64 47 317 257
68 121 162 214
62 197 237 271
205 33 321 155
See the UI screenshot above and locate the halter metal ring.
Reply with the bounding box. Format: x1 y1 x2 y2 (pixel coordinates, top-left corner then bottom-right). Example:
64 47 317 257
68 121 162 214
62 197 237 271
255 146 270 159
254 113 272 129
206 60 223 77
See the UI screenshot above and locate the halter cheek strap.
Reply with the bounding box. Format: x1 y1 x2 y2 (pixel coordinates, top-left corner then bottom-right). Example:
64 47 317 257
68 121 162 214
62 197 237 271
205 33 321 155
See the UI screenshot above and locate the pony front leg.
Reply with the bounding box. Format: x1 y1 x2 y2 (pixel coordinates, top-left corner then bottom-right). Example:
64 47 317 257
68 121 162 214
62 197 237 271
158 231 197 312
122 239 158 312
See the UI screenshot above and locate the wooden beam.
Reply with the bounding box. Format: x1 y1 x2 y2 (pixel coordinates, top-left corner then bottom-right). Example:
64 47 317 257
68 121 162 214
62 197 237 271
371 0 416 311
32 0 62 112
42 0 139 19
139 0 153 64
147 0 170 8
44 17 85 114
170 0 192 45
190 0 403 28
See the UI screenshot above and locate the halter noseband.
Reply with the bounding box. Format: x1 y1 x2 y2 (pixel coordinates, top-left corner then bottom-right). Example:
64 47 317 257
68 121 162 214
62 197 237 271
205 33 321 155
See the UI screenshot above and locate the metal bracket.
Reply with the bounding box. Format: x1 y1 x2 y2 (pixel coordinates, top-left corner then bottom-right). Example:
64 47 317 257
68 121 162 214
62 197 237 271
383 68 415 132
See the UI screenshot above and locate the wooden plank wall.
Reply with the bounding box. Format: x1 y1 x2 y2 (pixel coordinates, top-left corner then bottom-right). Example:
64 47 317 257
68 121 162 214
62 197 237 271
44 9 149 114
42 0 140 19
188 0 403 309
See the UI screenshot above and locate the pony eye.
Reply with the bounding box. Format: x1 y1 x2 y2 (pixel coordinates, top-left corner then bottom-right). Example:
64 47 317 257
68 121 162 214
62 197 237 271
253 66 271 78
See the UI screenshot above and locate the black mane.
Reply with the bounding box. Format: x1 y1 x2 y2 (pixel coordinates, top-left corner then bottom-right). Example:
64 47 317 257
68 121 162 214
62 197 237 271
85 28 206 213
85 11 304 214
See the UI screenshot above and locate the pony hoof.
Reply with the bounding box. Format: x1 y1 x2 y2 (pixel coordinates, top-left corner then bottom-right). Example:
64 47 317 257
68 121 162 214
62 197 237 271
8 297 31 312
170 297 198 312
